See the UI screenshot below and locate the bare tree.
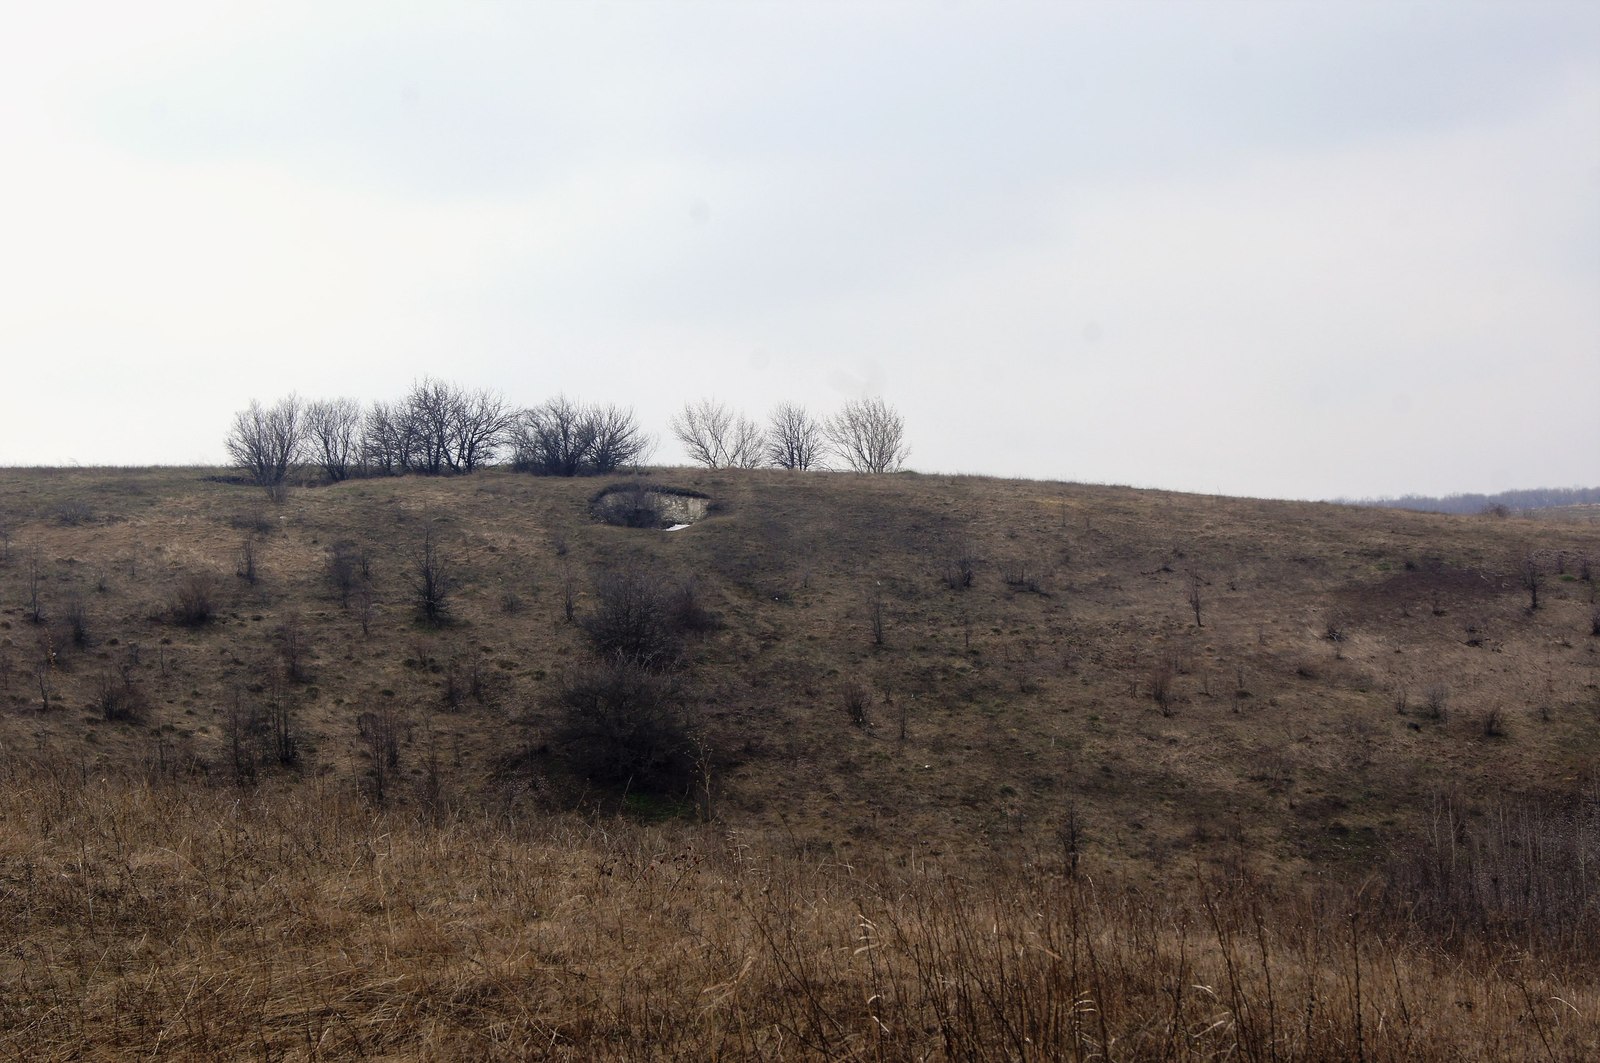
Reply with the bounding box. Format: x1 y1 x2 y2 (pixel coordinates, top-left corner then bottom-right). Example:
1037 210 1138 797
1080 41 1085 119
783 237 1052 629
824 397 908 474
765 402 828 470
513 397 651 476
403 377 457 475
672 399 763 469
305 397 363 482
360 400 409 475
512 395 598 476
586 403 653 473
445 387 514 473
225 395 306 486
26 546 44 624
360 398 396 473
1521 551 1543 612
1187 569 1204 628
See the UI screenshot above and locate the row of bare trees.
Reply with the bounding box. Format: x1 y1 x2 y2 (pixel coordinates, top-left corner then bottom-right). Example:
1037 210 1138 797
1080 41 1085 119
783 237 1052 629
507 395 652 477
227 383 909 487
670 397 907 473
226 382 650 486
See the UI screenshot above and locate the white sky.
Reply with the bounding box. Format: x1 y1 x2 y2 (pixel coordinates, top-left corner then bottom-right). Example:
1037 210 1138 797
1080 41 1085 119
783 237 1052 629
1 1 1596 500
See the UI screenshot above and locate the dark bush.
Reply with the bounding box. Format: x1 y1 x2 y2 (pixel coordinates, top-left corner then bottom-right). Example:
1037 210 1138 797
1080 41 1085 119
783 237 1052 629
411 529 453 627
64 594 90 648
236 535 259 585
842 680 871 730
553 660 694 793
582 566 683 670
326 541 359 606
170 573 219 627
55 500 94 526
1383 788 1600 965
943 542 977 590
94 666 150 723
276 613 312 682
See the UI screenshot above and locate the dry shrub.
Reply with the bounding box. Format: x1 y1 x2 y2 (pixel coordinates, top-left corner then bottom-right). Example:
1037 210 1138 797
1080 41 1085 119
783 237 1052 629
92 666 149 723
54 499 94 526
443 653 498 711
1149 659 1177 715
841 679 871 730
275 613 312 683
357 703 405 801
63 594 89 648
411 529 453 627
1424 682 1450 721
943 542 977 590
169 572 219 627
553 660 694 794
1384 787 1600 969
582 566 686 670
325 540 360 607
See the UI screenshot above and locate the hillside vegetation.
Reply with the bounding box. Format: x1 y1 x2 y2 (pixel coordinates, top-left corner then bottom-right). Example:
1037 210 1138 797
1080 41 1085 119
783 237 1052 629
1 466 1598 1058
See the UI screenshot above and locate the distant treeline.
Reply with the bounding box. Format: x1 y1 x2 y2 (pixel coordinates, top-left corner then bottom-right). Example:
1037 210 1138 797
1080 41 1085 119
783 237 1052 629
1341 486 1600 515
224 380 909 489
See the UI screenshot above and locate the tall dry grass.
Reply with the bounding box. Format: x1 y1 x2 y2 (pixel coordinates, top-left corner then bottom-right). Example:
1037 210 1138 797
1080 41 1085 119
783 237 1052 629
0 754 1595 1060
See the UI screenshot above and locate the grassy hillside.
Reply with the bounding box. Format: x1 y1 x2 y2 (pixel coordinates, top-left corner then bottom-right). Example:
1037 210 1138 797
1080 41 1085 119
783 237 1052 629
1 466 1597 1057
3 466 1596 867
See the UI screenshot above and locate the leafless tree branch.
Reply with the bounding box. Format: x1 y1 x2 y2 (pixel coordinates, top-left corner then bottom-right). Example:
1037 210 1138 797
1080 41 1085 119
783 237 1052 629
672 399 763 469
765 402 828 470
823 397 908 474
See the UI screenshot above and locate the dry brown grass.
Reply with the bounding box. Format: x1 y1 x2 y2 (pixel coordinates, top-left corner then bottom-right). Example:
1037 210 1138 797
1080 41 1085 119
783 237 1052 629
1 465 1599 1055
0 754 1595 1060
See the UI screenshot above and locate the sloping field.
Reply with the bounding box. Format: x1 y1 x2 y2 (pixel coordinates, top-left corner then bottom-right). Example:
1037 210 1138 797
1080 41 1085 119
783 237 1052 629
0 466 1597 1057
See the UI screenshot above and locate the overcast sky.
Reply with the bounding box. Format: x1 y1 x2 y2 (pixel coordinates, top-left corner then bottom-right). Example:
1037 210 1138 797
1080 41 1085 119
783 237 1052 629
2 2 1595 500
